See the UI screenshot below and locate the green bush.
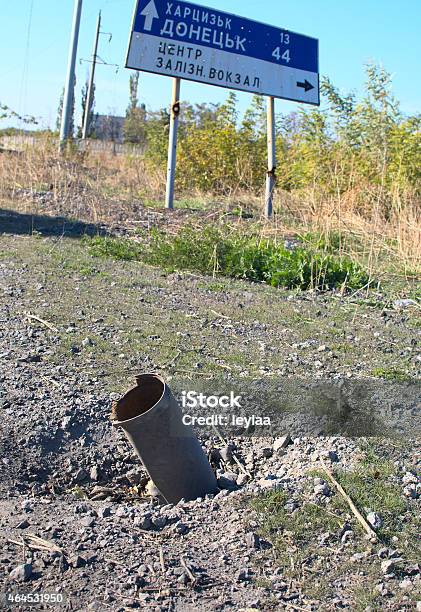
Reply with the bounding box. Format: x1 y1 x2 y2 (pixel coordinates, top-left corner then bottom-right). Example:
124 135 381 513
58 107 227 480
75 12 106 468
144 226 369 290
82 236 143 261
83 226 370 291
139 63 420 222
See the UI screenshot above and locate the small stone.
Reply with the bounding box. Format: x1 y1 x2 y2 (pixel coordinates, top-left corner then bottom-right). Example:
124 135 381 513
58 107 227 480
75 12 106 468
381 559 402 575
366 512 382 530
284 499 298 513
236 568 251 582
273 435 292 452
377 547 389 559
21 500 32 512
145 480 160 497
375 582 387 595
339 522 352 539
98 506 111 518
126 469 143 485
81 516 95 528
405 564 420 576
403 484 418 499
61 416 72 429
222 470 237 481
152 515 167 529
237 473 249 486
256 474 280 490
115 506 128 517
393 299 417 310
135 513 152 530
327 450 339 462
245 601 261 612
173 522 188 535
90 466 99 481
16 519 30 529
402 472 418 485
68 554 86 568
177 572 189 586
399 578 413 591
74 469 88 484
219 446 234 463
209 448 222 465
82 337 93 348
260 447 273 459
245 532 260 549
314 483 330 496
9 563 32 582
320 449 339 462
217 476 237 491
389 549 401 559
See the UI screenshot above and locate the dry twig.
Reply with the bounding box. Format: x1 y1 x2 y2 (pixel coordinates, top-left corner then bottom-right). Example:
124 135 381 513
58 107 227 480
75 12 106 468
159 547 165 574
9 533 64 554
25 312 59 333
180 555 196 586
321 464 378 540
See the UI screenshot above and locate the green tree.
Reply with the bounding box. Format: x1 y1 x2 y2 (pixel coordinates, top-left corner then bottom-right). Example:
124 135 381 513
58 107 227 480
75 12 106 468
1 102 36 125
77 79 96 138
124 72 147 144
144 108 170 162
55 78 76 137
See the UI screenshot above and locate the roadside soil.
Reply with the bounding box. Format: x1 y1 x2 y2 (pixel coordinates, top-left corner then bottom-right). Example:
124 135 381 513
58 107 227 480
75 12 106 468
0 204 419 611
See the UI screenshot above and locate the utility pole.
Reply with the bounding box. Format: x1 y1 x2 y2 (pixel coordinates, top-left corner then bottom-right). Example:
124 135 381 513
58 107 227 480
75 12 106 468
82 11 101 140
59 0 83 151
265 96 276 219
165 78 181 209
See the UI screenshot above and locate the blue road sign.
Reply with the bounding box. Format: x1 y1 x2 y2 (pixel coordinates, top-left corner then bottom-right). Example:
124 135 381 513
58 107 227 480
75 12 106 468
126 0 319 104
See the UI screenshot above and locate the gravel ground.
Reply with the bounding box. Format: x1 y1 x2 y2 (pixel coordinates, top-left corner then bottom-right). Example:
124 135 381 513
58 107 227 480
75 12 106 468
0 216 420 611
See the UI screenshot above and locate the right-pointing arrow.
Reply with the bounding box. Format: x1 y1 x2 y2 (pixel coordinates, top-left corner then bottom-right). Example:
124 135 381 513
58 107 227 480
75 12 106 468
141 0 159 31
297 79 314 93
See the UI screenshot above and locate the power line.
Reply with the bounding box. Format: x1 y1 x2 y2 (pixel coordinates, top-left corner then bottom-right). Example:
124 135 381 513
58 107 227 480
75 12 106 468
18 0 34 124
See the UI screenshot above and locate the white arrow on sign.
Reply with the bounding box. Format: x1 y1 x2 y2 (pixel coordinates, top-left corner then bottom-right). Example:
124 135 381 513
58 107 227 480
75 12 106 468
141 0 159 31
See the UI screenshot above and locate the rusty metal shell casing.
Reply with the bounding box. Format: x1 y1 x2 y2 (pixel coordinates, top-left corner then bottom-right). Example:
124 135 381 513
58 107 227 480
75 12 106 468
111 373 218 503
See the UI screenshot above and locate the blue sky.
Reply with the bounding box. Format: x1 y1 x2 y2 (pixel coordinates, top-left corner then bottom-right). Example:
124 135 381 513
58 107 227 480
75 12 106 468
1 0 420 129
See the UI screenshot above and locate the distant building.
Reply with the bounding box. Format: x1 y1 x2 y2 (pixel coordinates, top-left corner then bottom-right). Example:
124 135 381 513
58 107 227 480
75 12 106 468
93 114 125 142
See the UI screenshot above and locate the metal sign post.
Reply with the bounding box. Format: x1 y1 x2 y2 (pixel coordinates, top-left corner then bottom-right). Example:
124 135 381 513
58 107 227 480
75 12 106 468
265 96 276 219
165 77 181 209
59 0 83 151
126 0 319 211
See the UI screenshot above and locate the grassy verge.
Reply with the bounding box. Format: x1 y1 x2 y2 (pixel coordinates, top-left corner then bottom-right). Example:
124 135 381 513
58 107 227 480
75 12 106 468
250 440 420 605
83 225 370 291
371 367 414 382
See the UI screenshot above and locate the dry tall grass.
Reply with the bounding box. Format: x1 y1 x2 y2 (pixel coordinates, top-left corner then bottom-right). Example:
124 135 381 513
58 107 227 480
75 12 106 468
0 135 419 278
